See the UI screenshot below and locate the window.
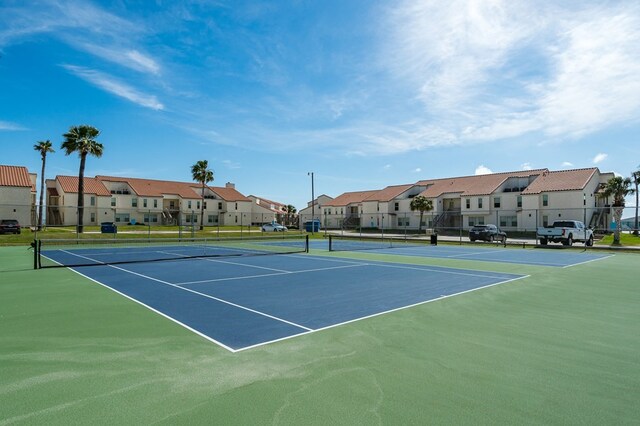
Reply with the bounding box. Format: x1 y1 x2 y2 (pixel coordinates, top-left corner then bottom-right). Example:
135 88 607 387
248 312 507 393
465 199 470 209
90 212 95 222
153 199 158 208
543 215 549 227
197 201 200 209
494 197 501 208
499 216 517 227
187 201 192 209
144 213 158 223
377 203 379 211
478 198 483 209
397 217 409 226
218 202 223 210
143 198 147 208
517 196 522 208
468 216 485 227
111 197 116 207
207 214 218 224
394 202 399 211
185 214 198 223
542 194 549 207
90 196 95 206
115 213 130 223
235 202 238 210
203 202 207 209
132 198 138 207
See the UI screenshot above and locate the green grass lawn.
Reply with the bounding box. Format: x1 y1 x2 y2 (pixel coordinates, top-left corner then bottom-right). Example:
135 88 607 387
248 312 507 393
597 232 640 246
0 246 638 424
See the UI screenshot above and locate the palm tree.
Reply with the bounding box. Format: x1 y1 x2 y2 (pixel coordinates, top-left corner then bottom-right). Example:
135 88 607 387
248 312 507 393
410 195 434 233
61 125 103 233
284 204 297 226
602 176 634 245
632 167 640 236
33 140 55 231
191 160 214 230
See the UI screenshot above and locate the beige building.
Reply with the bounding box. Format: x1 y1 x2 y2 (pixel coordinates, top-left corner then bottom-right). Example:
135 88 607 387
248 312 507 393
0 165 37 228
247 195 289 225
320 168 615 232
46 175 253 227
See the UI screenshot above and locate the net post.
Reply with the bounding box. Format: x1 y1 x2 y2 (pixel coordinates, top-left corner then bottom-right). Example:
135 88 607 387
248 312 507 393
306 234 310 253
328 235 332 251
32 239 38 269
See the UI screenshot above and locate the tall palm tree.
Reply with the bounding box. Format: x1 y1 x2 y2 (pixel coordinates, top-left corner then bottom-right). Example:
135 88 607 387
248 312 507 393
33 140 55 231
284 204 297 225
410 195 434 233
632 167 640 236
61 125 103 233
191 160 214 230
602 176 634 245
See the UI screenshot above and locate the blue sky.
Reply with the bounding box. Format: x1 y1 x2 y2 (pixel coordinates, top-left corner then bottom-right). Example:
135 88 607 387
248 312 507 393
1 0 639 210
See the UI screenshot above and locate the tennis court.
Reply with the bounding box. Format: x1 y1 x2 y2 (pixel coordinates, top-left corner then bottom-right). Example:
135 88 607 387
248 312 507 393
323 235 612 267
40 242 525 351
3 239 638 424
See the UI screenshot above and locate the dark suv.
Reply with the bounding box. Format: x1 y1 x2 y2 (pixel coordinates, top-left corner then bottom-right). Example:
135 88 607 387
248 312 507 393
0 219 21 234
469 224 506 243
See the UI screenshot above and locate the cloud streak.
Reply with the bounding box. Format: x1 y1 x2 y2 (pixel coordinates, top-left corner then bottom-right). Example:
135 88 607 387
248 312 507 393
62 65 164 110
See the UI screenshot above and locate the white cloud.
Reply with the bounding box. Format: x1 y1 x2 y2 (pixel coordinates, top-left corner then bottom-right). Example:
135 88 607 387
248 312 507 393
475 165 493 175
75 44 161 75
0 120 25 131
386 1 640 144
413 168 422 173
593 153 608 164
223 160 241 170
383 164 391 170
561 161 574 167
521 162 533 170
62 65 164 110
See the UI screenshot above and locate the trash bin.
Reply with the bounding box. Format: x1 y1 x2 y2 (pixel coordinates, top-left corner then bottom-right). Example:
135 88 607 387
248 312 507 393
101 222 117 234
430 234 437 245
304 220 321 232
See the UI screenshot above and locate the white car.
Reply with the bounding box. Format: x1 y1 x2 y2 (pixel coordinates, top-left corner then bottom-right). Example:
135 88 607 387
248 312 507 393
261 222 287 232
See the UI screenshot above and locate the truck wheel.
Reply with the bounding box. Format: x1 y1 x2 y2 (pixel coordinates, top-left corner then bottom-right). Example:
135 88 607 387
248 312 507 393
489 235 494 242
586 235 594 247
563 235 573 246
540 238 547 245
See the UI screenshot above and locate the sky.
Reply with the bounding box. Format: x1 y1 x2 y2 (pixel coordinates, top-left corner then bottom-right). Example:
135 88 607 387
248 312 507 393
1 0 639 211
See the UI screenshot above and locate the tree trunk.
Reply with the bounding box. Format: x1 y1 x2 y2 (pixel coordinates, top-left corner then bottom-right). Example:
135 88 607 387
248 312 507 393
200 181 205 231
634 183 639 236
418 212 423 233
77 154 86 234
612 206 624 245
38 154 46 231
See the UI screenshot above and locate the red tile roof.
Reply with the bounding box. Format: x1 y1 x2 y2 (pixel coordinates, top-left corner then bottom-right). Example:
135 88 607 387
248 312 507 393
364 184 414 202
93 176 250 202
324 190 380 207
249 195 287 213
521 168 598 194
416 169 549 197
0 165 33 188
56 175 111 196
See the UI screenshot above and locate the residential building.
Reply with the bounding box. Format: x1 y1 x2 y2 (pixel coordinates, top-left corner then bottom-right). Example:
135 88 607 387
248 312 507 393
46 175 252 227
248 195 288 225
320 168 615 232
0 165 37 227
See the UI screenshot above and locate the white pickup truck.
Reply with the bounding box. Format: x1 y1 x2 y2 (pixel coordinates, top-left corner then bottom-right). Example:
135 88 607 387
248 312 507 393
537 220 594 246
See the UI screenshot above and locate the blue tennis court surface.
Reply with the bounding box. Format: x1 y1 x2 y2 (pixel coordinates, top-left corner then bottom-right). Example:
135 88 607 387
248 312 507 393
52 252 525 352
314 239 611 267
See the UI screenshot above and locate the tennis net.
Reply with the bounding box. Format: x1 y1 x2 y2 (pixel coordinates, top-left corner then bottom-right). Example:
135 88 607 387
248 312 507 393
328 234 428 252
34 235 309 269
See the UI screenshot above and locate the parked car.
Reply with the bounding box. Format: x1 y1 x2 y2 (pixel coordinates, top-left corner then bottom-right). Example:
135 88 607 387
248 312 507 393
469 224 506 243
261 222 287 232
0 219 21 234
536 220 593 246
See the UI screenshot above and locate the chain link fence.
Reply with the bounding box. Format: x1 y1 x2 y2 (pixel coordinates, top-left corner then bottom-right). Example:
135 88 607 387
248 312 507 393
299 206 637 237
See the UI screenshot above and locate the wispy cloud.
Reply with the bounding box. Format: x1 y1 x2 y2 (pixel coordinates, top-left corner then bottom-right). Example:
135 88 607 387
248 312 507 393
62 65 164 110
475 165 493 175
561 161 574 167
385 1 640 145
521 162 533 170
413 168 422 173
0 120 26 131
223 160 241 170
74 44 161 75
593 153 608 164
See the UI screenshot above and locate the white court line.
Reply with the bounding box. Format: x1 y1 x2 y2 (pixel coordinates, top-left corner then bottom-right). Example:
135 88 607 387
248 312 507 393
176 263 368 286
105 264 313 334
561 254 615 268
234 274 531 352
444 249 508 258
362 262 517 280
158 250 292 274
60 249 105 265
63 267 237 352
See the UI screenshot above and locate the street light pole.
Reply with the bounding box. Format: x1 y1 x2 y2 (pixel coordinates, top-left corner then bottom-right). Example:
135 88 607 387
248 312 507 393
308 172 315 234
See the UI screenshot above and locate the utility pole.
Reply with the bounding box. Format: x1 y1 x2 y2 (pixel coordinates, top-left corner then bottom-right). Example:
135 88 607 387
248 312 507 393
308 172 315 234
